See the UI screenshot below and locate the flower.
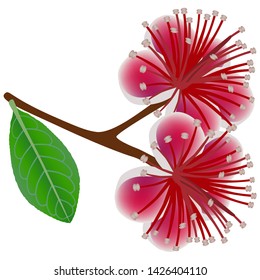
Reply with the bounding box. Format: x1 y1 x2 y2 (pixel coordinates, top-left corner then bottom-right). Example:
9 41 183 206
115 113 255 251
119 9 255 132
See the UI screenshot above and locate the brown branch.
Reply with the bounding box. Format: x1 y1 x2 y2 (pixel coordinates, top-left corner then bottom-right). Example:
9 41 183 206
4 92 163 167
108 99 166 135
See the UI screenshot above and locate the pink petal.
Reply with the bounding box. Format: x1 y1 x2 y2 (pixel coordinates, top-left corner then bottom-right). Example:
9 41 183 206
175 91 221 132
199 135 244 176
115 176 168 223
148 16 221 76
149 15 190 59
156 113 205 166
183 135 244 185
119 50 171 99
213 87 253 124
175 85 253 130
148 208 189 251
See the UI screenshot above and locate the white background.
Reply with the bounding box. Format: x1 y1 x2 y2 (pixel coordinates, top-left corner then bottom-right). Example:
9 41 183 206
0 0 259 279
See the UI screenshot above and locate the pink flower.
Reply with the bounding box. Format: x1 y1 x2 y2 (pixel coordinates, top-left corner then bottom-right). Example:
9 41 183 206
116 113 255 251
119 9 255 132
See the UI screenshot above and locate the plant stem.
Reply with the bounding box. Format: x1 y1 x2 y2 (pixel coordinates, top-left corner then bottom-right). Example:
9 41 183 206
4 92 165 167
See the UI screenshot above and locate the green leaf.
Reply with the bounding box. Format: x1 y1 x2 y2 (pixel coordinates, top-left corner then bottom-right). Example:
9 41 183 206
9 100 80 223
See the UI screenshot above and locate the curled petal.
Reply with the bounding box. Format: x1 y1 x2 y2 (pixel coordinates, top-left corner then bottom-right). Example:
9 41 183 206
155 113 205 166
119 50 172 101
185 135 244 184
146 205 189 251
148 15 190 58
213 87 254 124
115 176 168 223
175 92 221 131
182 84 254 127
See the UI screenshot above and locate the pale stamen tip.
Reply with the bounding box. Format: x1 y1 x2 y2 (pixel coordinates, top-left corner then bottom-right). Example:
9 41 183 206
236 146 242 153
140 154 148 163
140 169 147 176
239 26 245 33
163 16 171 22
249 67 255 73
250 177 255 183
240 104 246 110
142 233 149 239
212 10 219 16
225 137 231 143
218 171 225 178
228 85 234 93
181 8 188 14
221 237 228 244
152 24 159 31
230 114 235 120
190 213 197 220
193 119 201 127
129 50 137 58
187 237 193 243
204 14 211 21
239 169 245 175
173 9 180 15
247 161 253 168
245 74 250 80
224 228 230 234
131 212 139 220
164 238 171 244
240 221 247 229
245 153 251 160
226 221 233 228
208 198 214 207
170 27 178 33
250 47 256 54
202 239 209 246
247 59 254 66
210 54 218 60
249 96 255 103
187 17 193 23
153 230 159 236
132 183 141 192
241 43 247 50
251 193 257 199
154 110 162 118
142 21 149 28
209 236 216 243
207 129 215 138
141 39 151 48
220 15 227 21
194 237 200 243
248 201 254 208
221 73 228 80
150 141 158 150
226 155 232 163
236 40 242 47
142 97 150 105
185 37 192 44
140 82 147 91
172 246 180 251
197 9 203 15
139 65 147 73
181 132 189 139
243 81 249 88
227 124 237 133
179 223 186 229
245 185 252 192
164 135 172 143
